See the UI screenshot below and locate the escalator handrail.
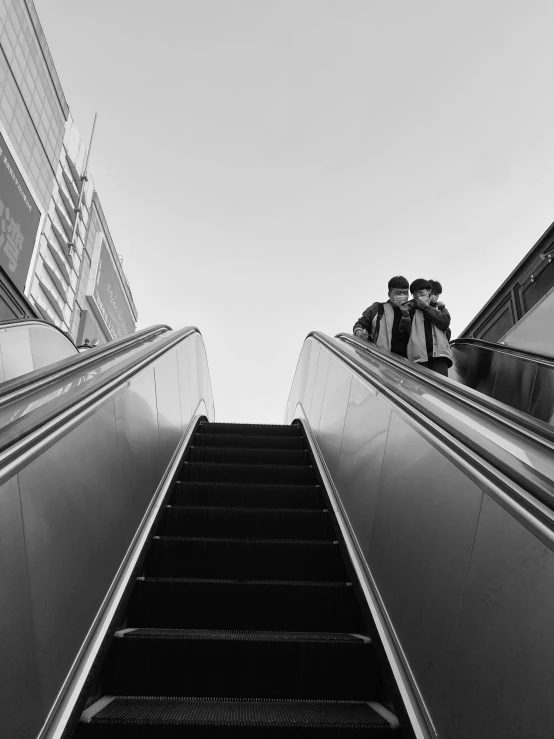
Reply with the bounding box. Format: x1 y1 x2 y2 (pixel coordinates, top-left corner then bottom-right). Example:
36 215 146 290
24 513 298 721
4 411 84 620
450 336 554 365
306 332 554 540
0 325 199 485
0 323 171 405
337 332 554 447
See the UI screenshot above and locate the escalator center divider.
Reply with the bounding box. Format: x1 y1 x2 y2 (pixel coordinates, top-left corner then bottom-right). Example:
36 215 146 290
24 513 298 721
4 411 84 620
71 420 405 739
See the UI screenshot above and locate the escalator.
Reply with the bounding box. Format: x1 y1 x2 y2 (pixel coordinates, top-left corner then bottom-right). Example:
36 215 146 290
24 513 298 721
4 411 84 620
75 422 403 738
2 325 554 739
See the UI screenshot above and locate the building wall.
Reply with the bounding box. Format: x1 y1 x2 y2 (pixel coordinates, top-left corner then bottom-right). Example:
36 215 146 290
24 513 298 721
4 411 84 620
0 0 137 340
0 0 67 211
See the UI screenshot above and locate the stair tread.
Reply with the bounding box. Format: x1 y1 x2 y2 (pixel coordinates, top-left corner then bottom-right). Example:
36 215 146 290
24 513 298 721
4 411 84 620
115 628 369 643
138 576 351 587
166 504 327 513
154 536 337 545
81 696 398 730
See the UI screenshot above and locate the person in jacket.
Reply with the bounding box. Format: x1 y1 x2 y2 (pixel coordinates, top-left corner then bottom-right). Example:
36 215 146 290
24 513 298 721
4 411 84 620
353 275 413 357
407 278 453 375
428 279 451 341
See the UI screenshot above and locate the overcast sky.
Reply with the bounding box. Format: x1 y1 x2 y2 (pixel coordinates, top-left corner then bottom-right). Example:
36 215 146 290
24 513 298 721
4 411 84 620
36 0 554 422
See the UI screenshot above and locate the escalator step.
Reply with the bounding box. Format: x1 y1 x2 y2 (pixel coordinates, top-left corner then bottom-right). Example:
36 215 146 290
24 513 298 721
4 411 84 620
181 462 317 485
146 537 345 581
197 423 302 437
78 696 400 738
171 482 323 509
127 578 363 632
188 447 310 466
194 434 306 450
103 629 378 700
160 505 334 540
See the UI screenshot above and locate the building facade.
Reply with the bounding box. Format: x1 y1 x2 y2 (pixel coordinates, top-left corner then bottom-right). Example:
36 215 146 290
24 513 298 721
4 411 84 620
0 0 137 340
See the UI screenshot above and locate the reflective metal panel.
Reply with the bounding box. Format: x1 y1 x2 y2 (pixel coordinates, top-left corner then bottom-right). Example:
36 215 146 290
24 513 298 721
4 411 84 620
369 412 483 717
464 345 498 397
176 343 192 430
18 400 121 711
308 348 330 435
334 381 392 560
0 326 33 380
302 340 320 420
529 363 554 425
29 325 76 370
317 361 352 479
114 369 160 512
194 334 215 420
492 352 537 414
285 341 311 422
153 348 182 475
0 474 43 738
445 493 554 738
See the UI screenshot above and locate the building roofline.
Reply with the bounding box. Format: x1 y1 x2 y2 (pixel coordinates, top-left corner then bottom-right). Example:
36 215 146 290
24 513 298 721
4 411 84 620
459 217 554 337
24 0 70 120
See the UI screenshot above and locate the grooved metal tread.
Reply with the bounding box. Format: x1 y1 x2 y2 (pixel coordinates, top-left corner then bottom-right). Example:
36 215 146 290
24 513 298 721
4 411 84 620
115 628 370 644
166 505 327 514
153 536 338 545
81 696 398 730
137 576 352 587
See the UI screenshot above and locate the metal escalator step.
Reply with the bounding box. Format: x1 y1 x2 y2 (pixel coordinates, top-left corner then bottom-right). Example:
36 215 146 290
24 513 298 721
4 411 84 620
188 447 310 466
160 505 334 540
77 696 399 738
171 482 323 509
127 577 363 632
181 462 317 485
197 422 302 437
145 536 345 581
103 629 377 700
194 434 306 450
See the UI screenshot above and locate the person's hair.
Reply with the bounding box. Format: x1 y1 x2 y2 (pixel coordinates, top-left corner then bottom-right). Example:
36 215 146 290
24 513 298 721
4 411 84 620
410 278 431 294
428 279 443 295
388 275 409 291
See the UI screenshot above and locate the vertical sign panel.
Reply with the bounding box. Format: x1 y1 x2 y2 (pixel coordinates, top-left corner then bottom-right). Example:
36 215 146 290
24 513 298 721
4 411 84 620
0 133 41 291
90 241 135 340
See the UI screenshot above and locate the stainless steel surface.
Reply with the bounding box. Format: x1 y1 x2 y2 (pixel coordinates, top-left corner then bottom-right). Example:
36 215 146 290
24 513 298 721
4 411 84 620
295 410 433 739
42 408 206 739
0 330 170 432
308 346 330 435
316 359 352 479
286 331 554 739
501 285 554 357
0 321 77 383
0 328 214 739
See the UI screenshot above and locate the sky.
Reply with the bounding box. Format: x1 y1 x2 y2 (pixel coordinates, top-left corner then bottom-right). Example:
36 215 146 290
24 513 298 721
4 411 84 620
36 0 554 422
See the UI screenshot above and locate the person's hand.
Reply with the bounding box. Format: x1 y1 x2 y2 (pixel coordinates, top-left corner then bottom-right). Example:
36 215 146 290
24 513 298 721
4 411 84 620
400 304 411 318
436 300 445 310
414 296 429 310
354 328 369 340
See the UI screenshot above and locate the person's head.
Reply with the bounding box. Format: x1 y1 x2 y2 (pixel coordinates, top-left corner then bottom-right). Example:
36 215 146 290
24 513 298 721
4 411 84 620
428 279 443 305
410 278 431 301
387 275 410 306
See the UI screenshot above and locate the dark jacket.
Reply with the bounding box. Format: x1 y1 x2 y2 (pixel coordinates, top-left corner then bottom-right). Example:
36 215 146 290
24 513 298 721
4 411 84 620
353 301 412 357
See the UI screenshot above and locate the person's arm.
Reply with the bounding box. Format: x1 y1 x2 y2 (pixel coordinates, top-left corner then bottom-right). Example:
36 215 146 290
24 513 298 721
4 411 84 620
353 303 378 339
422 304 450 331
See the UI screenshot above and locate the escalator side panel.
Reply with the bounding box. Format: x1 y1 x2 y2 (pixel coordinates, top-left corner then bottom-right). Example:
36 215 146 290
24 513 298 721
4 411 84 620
0 334 214 739
286 335 554 739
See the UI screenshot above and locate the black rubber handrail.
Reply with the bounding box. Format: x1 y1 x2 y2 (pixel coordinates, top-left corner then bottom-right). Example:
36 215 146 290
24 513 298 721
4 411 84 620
0 326 199 478
312 333 554 531
337 332 554 446
0 323 171 404
450 336 554 366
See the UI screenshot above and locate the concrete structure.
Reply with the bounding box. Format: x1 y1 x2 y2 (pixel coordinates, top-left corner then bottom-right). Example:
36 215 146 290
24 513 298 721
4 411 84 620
0 0 136 340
